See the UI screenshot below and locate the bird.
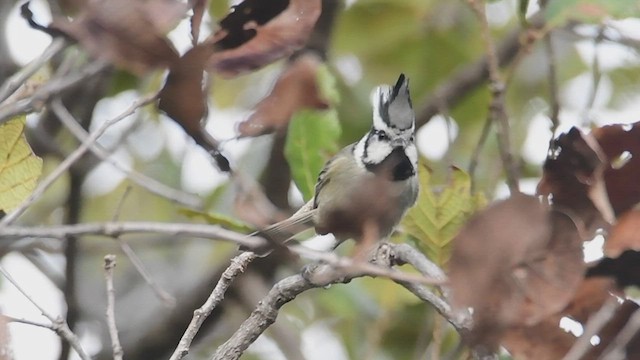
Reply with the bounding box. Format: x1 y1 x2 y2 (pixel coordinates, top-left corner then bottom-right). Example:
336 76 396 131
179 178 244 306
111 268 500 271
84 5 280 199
256 73 419 255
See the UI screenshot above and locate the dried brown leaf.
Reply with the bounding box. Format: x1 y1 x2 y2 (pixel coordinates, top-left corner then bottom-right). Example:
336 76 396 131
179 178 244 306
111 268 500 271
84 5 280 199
449 195 585 348
592 121 640 216
50 0 186 74
238 53 329 137
158 44 230 171
502 278 619 359
502 314 576 360
537 127 612 232
207 0 322 77
604 210 640 257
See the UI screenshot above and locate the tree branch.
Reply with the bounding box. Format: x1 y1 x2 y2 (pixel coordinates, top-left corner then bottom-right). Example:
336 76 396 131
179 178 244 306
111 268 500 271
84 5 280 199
0 265 91 360
468 0 520 194
0 222 266 248
416 14 544 128
210 243 459 360
0 60 109 124
169 252 256 360
103 255 123 360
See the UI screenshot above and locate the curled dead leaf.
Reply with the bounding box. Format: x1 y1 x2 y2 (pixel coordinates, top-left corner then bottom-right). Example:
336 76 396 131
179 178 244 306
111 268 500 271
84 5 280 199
48 0 186 74
592 121 640 216
449 195 585 348
603 209 640 258
238 53 329 137
537 127 612 233
158 44 230 171
207 0 322 77
502 278 619 359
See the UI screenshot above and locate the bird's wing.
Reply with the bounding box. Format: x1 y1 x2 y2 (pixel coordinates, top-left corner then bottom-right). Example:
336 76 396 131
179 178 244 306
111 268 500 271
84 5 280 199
313 144 355 208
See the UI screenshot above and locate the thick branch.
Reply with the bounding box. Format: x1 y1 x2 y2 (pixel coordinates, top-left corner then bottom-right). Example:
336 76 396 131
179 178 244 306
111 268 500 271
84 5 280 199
170 252 256 360
210 243 458 360
210 273 319 360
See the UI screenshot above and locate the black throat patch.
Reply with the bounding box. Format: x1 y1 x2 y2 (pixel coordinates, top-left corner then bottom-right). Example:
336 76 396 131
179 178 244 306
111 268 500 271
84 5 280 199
365 147 415 181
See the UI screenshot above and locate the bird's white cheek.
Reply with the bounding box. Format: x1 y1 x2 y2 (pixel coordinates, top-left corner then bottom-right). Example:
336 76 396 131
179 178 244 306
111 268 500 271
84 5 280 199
366 142 392 163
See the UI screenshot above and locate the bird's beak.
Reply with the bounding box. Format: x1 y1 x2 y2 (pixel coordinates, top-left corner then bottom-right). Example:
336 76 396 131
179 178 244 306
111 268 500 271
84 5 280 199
391 138 408 148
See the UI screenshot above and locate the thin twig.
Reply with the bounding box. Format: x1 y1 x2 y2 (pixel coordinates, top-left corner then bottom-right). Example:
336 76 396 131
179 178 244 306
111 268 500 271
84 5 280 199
416 12 545 128
117 239 177 306
582 26 605 127
0 60 109 124
544 32 560 136
0 38 67 103
50 99 203 209
562 297 620 360
103 255 123 360
0 266 91 360
170 252 256 360
3 314 55 330
110 187 177 306
600 305 640 360
468 117 493 191
468 0 520 194
0 92 158 227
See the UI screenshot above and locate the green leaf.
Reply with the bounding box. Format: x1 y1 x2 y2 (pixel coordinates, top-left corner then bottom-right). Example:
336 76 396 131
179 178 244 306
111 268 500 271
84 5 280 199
179 208 253 234
0 116 43 212
545 0 640 25
316 64 340 105
285 109 342 201
401 164 485 267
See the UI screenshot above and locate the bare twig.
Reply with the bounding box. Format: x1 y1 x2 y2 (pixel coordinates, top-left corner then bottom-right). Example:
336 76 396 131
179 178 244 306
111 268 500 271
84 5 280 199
0 266 91 360
0 38 67 103
544 32 561 136
0 92 158 226
0 221 266 248
562 297 620 360
170 252 257 360
416 13 545 128
110 187 177 306
582 26 605 127
468 0 520 194
103 255 123 360
291 244 444 286
0 60 109 124
600 306 640 360
210 273 321 360
211 243 459 360
118 239 177 306
468 117 493 191
50 99 203 209
382 243 468 330
3 314 55 330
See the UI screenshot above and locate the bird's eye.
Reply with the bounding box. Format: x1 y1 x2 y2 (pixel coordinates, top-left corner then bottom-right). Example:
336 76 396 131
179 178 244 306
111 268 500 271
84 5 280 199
410 135 415 142
376 131 387 141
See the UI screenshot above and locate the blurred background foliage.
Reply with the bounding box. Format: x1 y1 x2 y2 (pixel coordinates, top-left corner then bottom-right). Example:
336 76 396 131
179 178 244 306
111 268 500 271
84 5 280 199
2 0 640 359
